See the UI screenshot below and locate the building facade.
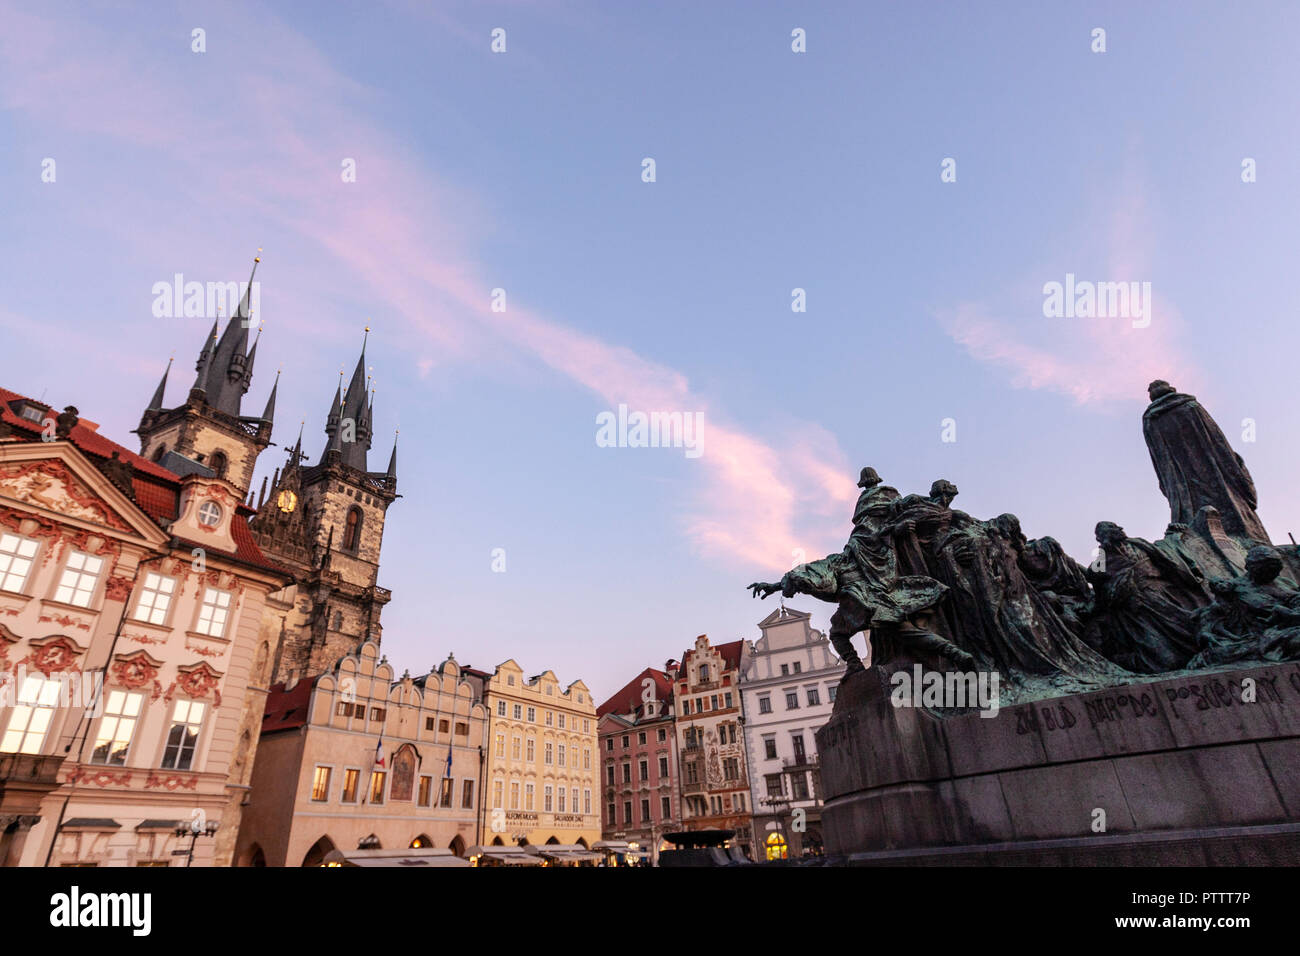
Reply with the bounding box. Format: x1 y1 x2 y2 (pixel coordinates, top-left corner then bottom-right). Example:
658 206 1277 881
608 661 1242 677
674 635 754 857
740 607 845 860
0 390 288 866
482 660 600 849
596 665 678 863
235 641 488 866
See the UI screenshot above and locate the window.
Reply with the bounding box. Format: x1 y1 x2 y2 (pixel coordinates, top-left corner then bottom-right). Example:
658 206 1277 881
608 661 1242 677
658 756 668 777
662 796 671 818
558 713 565 729
161 700 205 770
545 711 553 727
425 716 435 731
370 771 386 804
607 802 616 825
584 789 592 815
622 734 629 749
758 695 771 714
737 792 746 812
438 718 449 733
793 662 802 674
606 765 615 785
723 757 739 780
55 550 102 607
785 691 800 710
0 674 60 754
418 775 433 807
807 687 821 706
512 735 521 760
0 533 38 593
781 663 789 676
370 707 386 722
527 706 535 723
90 690 143 766
623 800 633 824
493 780 503 809
829 684 838 702
510 782 520 809
583 748 591 769
638 731 646 745
342 768 360 803
513 704 522 720
584 719 590 733
440 778 453 808
195 587 232 637
792 772 810 801
127 572 175 625
764 737 777 760
343 507 362 551
525 782 535 810
639 759 648 780
558 743 566 767
606 737 613 752
311 766 332 802
539 741 550 765
791 734 807 763
496 700 506 716
725 692 733 708
507 674 515 685
699 664 709 682
494 734 504 758
558 789 566 812
208 451 228 480
544 785 553 812
526 737 535 762
641 799 651 822
658 728 666 742
622 762 631 783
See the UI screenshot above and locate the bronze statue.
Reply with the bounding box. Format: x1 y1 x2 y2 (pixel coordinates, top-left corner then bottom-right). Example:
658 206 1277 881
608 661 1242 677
1190 546 1300 667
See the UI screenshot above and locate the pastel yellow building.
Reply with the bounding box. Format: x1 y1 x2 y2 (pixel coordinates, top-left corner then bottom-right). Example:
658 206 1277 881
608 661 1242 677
482 660 599 851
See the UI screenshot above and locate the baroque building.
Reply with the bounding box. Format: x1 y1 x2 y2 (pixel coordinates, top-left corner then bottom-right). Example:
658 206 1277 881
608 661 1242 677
739 606 844 860
596 665 679 864
674 635 754 858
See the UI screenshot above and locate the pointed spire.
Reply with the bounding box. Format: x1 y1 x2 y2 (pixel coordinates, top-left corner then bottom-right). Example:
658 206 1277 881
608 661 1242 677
337 327 373 470
147 357 172 412
290 420 305 466
260 368 279 424
257 475 268 509
386 431 398 481
203 254 260 416
192 320 219 394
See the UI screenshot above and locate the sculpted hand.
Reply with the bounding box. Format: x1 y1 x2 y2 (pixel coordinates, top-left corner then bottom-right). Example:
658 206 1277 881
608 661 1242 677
748 582 781 599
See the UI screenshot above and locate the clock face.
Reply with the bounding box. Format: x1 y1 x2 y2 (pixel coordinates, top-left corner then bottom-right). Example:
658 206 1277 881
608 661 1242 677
277 490 298 513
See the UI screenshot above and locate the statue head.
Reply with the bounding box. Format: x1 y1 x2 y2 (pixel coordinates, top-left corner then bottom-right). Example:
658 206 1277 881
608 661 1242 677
991 513 1025 550
1147 380 1176 402
857 466 882 489
1244 546 1284 585
1095 521 1126 547
929 479 959 507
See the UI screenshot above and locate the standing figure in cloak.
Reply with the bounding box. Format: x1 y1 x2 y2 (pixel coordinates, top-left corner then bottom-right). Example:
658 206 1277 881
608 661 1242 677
1190 546 1300 668
747 467 969 676
1143 380 1270 544
1087 521 1210 673
932 512 1125 683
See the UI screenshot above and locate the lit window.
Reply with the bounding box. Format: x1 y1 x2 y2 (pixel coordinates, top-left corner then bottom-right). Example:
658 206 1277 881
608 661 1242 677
544 785 553 812
583 748 591 769
584 790 591 814
195 588 232 637
525 782 535 810
0 674 61 754
370 771 386 804
558 744 566 767
160 699 205 770
545 742 553 765
418 775 433 807
197 501 222 527
512 736 521 760
55 550 102 607
495 734 504 758
558 789 566 813
493 779 503 809
132 573 176 625
90 690 143 766
510 782 520 809
0 533 39 593
526 737 535 762
342 769 360 803
311 766 332 802
545 711 553 727
461 779 474 809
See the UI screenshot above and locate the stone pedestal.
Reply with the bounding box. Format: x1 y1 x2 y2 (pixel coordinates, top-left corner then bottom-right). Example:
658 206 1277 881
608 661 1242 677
816 663 1300 864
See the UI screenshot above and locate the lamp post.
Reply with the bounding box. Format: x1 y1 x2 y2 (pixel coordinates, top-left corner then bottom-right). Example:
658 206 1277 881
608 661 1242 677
173 819 219 867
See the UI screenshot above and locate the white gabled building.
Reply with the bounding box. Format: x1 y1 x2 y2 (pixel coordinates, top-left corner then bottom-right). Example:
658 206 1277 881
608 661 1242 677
739 606 845 860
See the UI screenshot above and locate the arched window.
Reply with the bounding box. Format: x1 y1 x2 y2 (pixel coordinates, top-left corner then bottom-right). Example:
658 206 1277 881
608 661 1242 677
151 444 167 463
209 450 228 479
343 507 362 551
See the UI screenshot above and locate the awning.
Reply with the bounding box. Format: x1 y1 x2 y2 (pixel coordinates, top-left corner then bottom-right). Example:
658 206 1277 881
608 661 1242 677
322 848 470 868
60 818 121 832
526 845 603 863
465 846 545 865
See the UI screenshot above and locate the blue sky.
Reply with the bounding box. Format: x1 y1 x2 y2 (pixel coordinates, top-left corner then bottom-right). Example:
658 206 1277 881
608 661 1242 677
3 1 1299 701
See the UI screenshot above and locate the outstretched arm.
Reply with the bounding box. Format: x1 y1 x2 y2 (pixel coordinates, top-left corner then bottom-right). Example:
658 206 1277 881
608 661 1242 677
748 581 783 599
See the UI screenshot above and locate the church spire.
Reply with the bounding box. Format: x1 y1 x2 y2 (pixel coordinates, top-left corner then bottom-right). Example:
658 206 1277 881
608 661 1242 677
146 357 172 412
386 431 398 484
260 368 279 424
336 327 372 470
202 255 260 417
191 320 219 395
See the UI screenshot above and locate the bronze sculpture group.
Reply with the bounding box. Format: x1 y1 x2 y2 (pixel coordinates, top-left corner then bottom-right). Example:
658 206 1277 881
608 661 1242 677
749 381 1300 699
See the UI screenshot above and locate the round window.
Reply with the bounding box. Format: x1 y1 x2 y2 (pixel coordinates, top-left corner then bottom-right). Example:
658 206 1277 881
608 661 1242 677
198 501 222 527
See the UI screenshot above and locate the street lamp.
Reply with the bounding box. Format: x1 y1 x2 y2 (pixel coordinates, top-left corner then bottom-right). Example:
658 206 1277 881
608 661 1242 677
173 819 219 867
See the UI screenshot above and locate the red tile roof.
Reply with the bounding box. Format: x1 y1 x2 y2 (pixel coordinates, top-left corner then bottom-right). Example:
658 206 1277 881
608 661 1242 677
596 667 675 718
1 385 287 576
262 679 317 733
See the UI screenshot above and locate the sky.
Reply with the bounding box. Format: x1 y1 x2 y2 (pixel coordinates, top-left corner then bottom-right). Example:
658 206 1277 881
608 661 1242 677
3 1 1299 704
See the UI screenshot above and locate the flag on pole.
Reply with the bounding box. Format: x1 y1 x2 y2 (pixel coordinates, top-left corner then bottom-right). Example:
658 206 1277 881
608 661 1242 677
444 739 453 779
374 737 385 768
